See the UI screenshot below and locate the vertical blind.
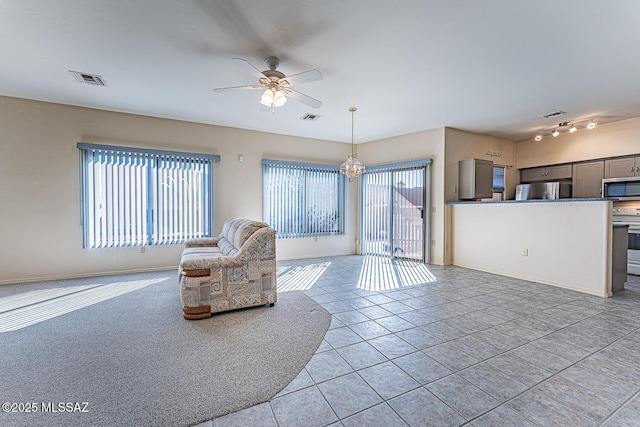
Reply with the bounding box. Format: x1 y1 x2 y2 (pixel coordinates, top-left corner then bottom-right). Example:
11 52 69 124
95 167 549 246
262 159 345 238
78 143 219 248
362 159 432 261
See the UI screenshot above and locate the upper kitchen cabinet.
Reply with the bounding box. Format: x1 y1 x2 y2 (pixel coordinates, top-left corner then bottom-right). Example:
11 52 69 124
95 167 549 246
604 156 640 178
572 161 604 198
520 163 572 183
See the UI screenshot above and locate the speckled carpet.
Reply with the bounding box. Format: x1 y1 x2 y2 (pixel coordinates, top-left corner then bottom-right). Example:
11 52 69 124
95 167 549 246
0 271 330 427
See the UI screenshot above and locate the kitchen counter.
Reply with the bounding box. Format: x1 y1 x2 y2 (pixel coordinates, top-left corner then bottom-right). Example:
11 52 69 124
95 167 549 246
448 199 621 297
448 197 614 205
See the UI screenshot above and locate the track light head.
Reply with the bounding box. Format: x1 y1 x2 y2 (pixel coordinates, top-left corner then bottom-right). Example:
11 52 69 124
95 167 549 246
551 129 560 137
569 124 577 133
587 120 596 129
534 134 542 141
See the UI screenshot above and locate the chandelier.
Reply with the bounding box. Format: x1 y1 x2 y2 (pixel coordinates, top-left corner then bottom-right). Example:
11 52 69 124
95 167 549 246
340 107 365 180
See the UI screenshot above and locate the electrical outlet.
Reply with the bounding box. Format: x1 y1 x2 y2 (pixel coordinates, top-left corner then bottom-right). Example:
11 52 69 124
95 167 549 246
521 248 528 256
140 246 146 254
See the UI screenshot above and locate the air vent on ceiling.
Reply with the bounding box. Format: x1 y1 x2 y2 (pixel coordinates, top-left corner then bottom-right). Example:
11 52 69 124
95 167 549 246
69 70 107 86
540 110 566 119
300 113 322 121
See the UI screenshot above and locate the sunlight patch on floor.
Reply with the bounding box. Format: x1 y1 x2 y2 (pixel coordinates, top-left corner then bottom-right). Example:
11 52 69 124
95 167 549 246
357 256 437 291
277 262 331 292
0 278 167 333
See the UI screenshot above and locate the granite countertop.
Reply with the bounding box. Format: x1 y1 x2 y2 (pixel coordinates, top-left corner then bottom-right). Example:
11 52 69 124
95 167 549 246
447 198 616 205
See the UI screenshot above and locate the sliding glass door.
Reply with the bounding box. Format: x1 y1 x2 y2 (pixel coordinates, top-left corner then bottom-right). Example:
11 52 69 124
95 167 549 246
362 160 430 262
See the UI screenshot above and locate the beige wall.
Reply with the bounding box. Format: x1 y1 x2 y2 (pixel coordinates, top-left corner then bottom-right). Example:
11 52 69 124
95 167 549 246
0 96 356 283
517 117 640 168
7 94 635 283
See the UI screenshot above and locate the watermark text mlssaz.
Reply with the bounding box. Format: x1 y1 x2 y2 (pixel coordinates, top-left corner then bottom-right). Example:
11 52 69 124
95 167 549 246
2 402 89 413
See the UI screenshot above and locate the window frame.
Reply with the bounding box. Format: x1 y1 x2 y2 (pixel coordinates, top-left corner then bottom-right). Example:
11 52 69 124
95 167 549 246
78 142 219 248
262 159 346 239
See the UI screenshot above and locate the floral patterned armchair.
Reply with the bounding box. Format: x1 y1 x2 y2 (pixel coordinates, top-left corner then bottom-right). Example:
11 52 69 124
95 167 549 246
178 217 277 319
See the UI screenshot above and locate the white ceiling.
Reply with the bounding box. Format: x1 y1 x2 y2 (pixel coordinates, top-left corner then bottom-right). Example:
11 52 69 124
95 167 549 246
2 0 640 143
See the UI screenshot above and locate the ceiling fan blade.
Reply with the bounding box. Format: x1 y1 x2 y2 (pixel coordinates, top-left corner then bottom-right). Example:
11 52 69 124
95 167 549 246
280 69 323 87
213 84 263 92
285 88 322 109
232 57 267 80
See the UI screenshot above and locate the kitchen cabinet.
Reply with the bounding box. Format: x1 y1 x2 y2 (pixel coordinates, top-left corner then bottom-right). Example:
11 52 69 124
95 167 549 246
604 156 640 178
458 158 493 200
520 163 572 182
572 161 604 198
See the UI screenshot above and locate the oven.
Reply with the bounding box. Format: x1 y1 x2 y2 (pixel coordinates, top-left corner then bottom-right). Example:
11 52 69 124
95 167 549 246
612 205 640 276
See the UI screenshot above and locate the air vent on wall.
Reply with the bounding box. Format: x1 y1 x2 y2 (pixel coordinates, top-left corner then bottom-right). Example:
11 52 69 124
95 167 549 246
300 113 322 121
69 70 107 86
540 110 566 119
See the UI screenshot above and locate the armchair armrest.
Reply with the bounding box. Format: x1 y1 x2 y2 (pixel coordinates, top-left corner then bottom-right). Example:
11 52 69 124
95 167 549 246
180 255 244 275
185 237 220 248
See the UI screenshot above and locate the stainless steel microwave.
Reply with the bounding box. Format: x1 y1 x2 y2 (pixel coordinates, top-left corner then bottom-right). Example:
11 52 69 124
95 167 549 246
603 176 640 199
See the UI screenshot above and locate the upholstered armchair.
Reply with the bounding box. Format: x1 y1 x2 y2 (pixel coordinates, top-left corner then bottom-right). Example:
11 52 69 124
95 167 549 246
178 217 277 319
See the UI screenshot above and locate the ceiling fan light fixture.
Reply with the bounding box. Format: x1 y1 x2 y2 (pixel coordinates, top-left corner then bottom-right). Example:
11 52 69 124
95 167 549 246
273 88 287 107
260 88 273 107
260 87 287 108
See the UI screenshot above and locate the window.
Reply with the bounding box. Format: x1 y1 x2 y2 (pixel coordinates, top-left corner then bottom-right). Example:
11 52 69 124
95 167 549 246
262 159 345 238
78 143 219 248
492 165 506 192
482 165 506 201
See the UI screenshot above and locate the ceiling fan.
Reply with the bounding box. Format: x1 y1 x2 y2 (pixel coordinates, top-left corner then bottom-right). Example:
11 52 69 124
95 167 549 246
213 56 323 110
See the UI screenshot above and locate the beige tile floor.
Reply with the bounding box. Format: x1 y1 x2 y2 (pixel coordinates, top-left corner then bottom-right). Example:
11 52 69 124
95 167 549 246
201 255 640 427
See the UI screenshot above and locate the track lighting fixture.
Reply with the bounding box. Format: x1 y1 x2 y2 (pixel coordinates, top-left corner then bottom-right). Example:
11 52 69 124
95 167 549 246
532 118 596 141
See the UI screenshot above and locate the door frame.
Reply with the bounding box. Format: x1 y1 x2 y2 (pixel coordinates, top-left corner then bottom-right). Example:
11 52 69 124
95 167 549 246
361 158 432 263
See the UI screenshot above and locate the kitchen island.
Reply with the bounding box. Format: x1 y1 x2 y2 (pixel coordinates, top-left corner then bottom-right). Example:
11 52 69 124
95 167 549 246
448 198 626 297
